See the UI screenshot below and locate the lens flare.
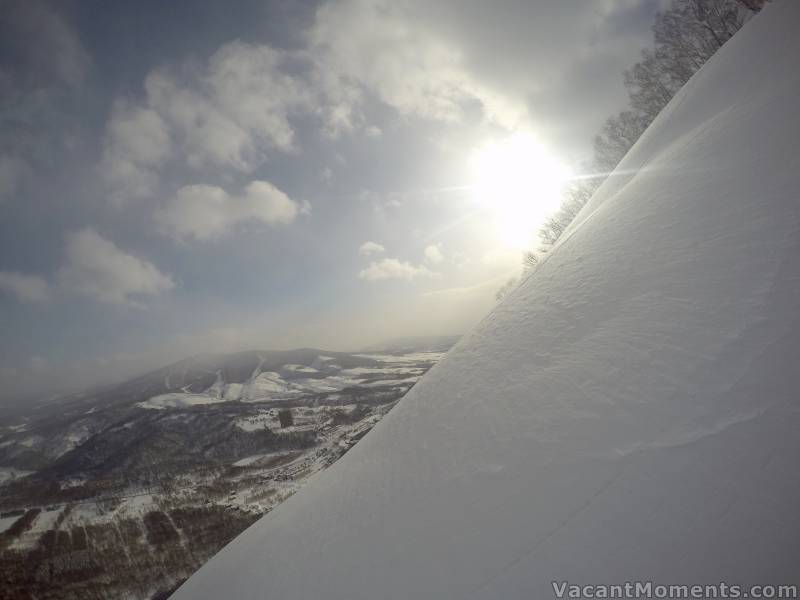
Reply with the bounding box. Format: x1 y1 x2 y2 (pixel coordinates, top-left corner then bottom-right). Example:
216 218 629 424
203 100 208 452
470 132 571 248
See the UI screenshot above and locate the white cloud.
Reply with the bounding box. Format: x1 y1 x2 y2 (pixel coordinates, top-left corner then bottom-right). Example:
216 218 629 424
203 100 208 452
145 42 311 172
102 42 318 201
307 0 528 129
101 100 171 202
305 0 661 158
58 228 175 307
155 180 303 242
0 271 51 303
359 258 435 282
97 0 659 205
100 0 653 205
424 243 445 264
359 241 386 256
358 189 405 214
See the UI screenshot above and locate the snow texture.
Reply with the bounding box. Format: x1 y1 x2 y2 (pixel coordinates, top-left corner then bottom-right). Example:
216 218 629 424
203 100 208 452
174 4 800 598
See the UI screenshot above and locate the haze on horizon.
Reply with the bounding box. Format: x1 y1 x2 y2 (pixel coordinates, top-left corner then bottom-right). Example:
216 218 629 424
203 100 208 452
0 0 667 400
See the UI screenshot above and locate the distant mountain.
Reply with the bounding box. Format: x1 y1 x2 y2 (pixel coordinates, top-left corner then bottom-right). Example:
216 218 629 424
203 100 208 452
2 340 461 423
0 345 452 598
363 334 460 354
80 348 386 410
0 348 416 470
0 349 379 422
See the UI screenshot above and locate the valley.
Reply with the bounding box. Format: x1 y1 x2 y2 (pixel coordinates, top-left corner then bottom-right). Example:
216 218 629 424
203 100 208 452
0 341 454 599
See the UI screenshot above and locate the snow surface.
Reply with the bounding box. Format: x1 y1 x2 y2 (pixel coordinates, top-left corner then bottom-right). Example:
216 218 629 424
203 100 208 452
9 507 64 550
282 364 319 374
137 393 226 409
354 352 443 363
175 4 800 598
232 454 270 467
0 514 20 534
0 467 33 486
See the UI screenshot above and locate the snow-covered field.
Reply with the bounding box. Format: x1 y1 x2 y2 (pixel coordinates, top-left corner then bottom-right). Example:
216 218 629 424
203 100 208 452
137 393 230 410
174 4 800 599
0 467 33 486
8 507 64 551
0 513 20 534
354 352 444 364
0 343 452 598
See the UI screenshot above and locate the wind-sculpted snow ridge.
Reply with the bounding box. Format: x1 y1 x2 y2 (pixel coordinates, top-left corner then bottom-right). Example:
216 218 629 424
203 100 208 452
174 3 800 598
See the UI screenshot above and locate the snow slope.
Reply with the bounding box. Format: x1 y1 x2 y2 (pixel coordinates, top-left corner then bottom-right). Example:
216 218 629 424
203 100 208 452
174 3 800 598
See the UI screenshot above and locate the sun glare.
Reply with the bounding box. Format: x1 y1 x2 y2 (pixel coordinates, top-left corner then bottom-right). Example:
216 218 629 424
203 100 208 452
470 132 571 248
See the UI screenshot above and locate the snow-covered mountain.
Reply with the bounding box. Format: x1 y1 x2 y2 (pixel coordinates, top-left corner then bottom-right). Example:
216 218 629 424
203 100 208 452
0 343 454 598
174 3 800 598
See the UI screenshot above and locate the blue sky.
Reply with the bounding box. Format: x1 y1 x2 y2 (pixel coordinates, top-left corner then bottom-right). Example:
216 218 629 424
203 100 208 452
0 0 665 399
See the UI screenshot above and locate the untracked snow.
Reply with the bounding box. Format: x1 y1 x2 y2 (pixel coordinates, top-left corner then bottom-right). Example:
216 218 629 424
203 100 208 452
174 3 800 599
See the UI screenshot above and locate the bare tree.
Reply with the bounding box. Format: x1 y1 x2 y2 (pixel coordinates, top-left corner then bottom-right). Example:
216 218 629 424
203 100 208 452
522 251 540 270
278 409 294 428
540 179 597 247
736 0 768 10
534 0 767 251
593 110 650 174
495 278 518 302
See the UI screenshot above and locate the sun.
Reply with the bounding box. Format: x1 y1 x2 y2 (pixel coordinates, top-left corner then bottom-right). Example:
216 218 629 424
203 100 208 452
469 132 571 248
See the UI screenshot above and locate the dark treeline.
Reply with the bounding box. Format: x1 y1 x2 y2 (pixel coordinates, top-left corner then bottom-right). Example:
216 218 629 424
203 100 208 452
504 0 769 296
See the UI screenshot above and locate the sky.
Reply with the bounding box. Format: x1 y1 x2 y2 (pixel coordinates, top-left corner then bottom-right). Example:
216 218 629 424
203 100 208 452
0 0 666 400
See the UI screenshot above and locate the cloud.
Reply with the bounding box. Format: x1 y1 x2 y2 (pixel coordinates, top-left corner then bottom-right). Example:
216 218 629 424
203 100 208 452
0 271 51 303
307 0 525 128
145 42 310 171
1 230 176 308
58 228 175 307
424 243 445 264
359 258 435 282
359 241 386 256
0 155 31 202
480 246 521 267
155 180 303 242
100 0 657 205
358 189 405 214
0 0 89 90
305 0 661 157
102 42 319 200
29 356 48 373
101 100 172 202
0 0 90 201
0 367 18 380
